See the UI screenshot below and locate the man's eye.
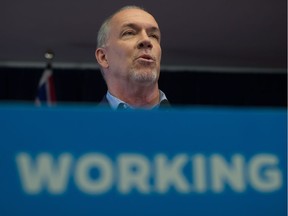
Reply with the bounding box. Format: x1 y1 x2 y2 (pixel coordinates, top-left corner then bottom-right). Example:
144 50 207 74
150 34 160 40
123 31 135 36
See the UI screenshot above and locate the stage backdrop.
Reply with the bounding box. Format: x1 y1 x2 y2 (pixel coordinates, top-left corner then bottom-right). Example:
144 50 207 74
0 66 286 107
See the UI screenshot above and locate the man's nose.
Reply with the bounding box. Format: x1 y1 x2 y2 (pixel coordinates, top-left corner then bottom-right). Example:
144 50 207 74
137 32 153 49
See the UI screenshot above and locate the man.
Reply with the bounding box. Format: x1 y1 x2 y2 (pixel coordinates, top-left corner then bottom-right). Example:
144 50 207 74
95 5 169 110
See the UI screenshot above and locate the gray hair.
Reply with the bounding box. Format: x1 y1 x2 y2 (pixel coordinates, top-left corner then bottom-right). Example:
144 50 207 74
97 5 146 48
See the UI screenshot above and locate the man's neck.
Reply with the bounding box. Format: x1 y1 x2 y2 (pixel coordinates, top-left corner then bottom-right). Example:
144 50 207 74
108 83 160 108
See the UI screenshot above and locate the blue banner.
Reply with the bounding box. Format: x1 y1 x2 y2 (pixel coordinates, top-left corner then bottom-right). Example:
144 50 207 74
0 105 286 216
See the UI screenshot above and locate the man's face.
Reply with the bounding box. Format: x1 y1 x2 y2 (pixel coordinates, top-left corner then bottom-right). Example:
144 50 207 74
104 8 162 85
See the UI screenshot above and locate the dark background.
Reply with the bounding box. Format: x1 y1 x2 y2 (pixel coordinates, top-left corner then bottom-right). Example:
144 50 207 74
0 66 286 108
1 0 287 68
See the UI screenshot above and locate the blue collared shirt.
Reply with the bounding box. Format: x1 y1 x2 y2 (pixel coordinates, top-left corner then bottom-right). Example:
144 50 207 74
106 90 168 110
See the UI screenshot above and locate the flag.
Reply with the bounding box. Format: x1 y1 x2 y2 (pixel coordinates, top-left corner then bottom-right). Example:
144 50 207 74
35 62 56 106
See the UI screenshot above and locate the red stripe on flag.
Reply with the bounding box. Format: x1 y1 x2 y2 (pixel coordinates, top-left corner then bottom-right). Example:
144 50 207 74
48 75 56 103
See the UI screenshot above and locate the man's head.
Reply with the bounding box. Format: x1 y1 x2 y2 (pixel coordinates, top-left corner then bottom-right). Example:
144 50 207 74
95 6 162 90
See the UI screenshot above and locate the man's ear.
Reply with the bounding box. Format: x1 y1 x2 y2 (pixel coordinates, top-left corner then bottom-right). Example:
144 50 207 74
95 48 109 68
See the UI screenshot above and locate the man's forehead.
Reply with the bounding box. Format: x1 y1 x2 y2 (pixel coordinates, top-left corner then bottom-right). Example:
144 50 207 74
110 8 159 29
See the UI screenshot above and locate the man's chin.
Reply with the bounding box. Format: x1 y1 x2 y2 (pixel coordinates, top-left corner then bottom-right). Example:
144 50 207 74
130 70 159 84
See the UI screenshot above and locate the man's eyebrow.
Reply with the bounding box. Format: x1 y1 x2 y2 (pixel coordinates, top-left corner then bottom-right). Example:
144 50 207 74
121 23 160 33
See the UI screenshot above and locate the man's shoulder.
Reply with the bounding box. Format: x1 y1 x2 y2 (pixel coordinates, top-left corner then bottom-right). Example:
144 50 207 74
97 95 112 108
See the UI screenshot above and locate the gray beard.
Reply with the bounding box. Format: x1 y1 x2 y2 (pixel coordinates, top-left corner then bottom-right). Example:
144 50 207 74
129 68 158 84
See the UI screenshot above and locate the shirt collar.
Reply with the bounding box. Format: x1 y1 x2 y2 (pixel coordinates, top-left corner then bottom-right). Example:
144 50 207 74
106 90 168 110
